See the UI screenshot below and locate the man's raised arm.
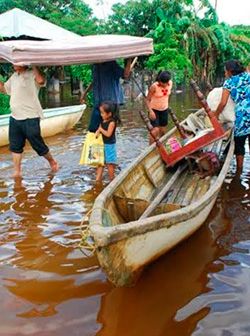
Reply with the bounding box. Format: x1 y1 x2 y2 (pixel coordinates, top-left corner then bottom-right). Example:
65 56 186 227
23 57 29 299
123 58 132 79
0 81 6 94
32 66 46 86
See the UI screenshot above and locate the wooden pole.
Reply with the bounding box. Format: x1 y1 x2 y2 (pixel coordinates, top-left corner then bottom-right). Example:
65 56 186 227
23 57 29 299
130 57 138 71
168 108 187 139
190 78 225 137
190 79 214 118
139 110 170 165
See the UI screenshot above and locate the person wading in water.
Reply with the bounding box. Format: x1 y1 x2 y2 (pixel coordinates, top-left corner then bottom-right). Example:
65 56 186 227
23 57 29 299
80 59 132 132
0 65 58 178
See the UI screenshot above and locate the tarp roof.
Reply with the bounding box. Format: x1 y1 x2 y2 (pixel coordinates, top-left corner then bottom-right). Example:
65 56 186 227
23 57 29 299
0 35 153 65
0 8 153 65
0 8 81 40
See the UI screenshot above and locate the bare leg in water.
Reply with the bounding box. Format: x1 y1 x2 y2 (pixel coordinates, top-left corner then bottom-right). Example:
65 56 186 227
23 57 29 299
96 166 104 182
12 152 58 178
107 164 115 181
12 152 22 178
96 165 115 182
43 152 59 172
236 154 244 174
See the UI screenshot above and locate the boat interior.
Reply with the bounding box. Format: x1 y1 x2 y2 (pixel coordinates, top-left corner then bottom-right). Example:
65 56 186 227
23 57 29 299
101 112 232 227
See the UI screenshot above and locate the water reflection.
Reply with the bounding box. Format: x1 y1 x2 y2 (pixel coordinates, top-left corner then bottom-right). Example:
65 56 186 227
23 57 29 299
174 169 250 336
190 241 250 336
221 168 250 247
9 176 82 275
0 174 108 335
96 205 230 336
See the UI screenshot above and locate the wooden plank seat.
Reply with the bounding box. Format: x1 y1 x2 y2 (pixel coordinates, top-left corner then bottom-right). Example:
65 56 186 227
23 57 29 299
113 194 183 222
113 170 214 222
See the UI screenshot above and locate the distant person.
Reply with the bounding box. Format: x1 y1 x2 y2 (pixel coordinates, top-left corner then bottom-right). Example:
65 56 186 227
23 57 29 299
214 60 250 173
95 101 120 182
146 70 173 144
0 66 58 178
80 59 132 132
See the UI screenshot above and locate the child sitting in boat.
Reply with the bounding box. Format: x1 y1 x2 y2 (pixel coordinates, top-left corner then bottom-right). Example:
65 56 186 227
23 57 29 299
146 70 173 143
95 101 120 182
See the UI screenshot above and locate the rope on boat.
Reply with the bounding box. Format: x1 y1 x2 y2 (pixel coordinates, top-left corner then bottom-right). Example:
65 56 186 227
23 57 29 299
79 207 109 255
79 208 96 255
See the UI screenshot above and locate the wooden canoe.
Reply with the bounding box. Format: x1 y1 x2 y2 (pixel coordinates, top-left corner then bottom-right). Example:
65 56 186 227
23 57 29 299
89 109 234 287
0 104 86 147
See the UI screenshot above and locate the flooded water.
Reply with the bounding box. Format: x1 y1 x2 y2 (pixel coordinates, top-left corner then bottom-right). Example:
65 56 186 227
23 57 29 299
0 93 249 336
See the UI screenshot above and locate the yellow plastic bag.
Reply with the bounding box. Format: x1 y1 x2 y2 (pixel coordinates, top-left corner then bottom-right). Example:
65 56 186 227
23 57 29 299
79 132 104 166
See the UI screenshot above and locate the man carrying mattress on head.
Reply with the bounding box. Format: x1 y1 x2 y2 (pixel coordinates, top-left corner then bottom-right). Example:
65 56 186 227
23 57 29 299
80 59 132 132
0 65 58 178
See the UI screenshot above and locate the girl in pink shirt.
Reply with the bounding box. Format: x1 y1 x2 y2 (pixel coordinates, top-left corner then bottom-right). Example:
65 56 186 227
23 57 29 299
146 71 172 143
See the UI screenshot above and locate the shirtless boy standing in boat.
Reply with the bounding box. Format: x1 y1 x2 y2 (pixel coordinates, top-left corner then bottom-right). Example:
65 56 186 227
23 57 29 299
0 65 58 178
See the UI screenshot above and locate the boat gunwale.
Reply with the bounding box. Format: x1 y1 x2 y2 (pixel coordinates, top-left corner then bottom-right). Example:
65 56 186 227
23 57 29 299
0 104 86 125
89 129 234 247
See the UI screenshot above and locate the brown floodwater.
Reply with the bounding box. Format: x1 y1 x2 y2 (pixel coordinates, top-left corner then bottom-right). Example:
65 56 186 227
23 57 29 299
0 93 250 336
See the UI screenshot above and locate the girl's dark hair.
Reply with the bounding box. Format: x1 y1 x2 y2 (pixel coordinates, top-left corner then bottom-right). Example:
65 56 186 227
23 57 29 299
100 101 121 124
156 70 171 83
225 60 245 76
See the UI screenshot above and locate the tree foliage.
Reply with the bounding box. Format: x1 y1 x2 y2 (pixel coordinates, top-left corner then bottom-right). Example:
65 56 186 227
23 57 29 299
102 0 161 36
103 0 250 85
0 74 10 114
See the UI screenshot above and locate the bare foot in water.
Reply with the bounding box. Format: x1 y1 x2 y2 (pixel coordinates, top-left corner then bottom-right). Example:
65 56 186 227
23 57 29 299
13 176 22 187
43 153 59 173
50 161 59 172
13 171 22 178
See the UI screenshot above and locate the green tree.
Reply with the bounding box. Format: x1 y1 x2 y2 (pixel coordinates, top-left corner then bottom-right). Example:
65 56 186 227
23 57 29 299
0 74 10 115
101 0 250 85
230 26 250 66
145 0 250 85
102 0 161 36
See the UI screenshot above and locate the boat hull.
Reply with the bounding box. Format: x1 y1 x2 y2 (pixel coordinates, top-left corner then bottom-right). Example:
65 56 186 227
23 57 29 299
0 104 86 147
96 192 218 286
89 112 234 287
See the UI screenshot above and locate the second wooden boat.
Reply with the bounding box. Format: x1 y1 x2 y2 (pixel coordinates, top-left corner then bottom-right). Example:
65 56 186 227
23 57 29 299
0 104 86 147
88 110 234 287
